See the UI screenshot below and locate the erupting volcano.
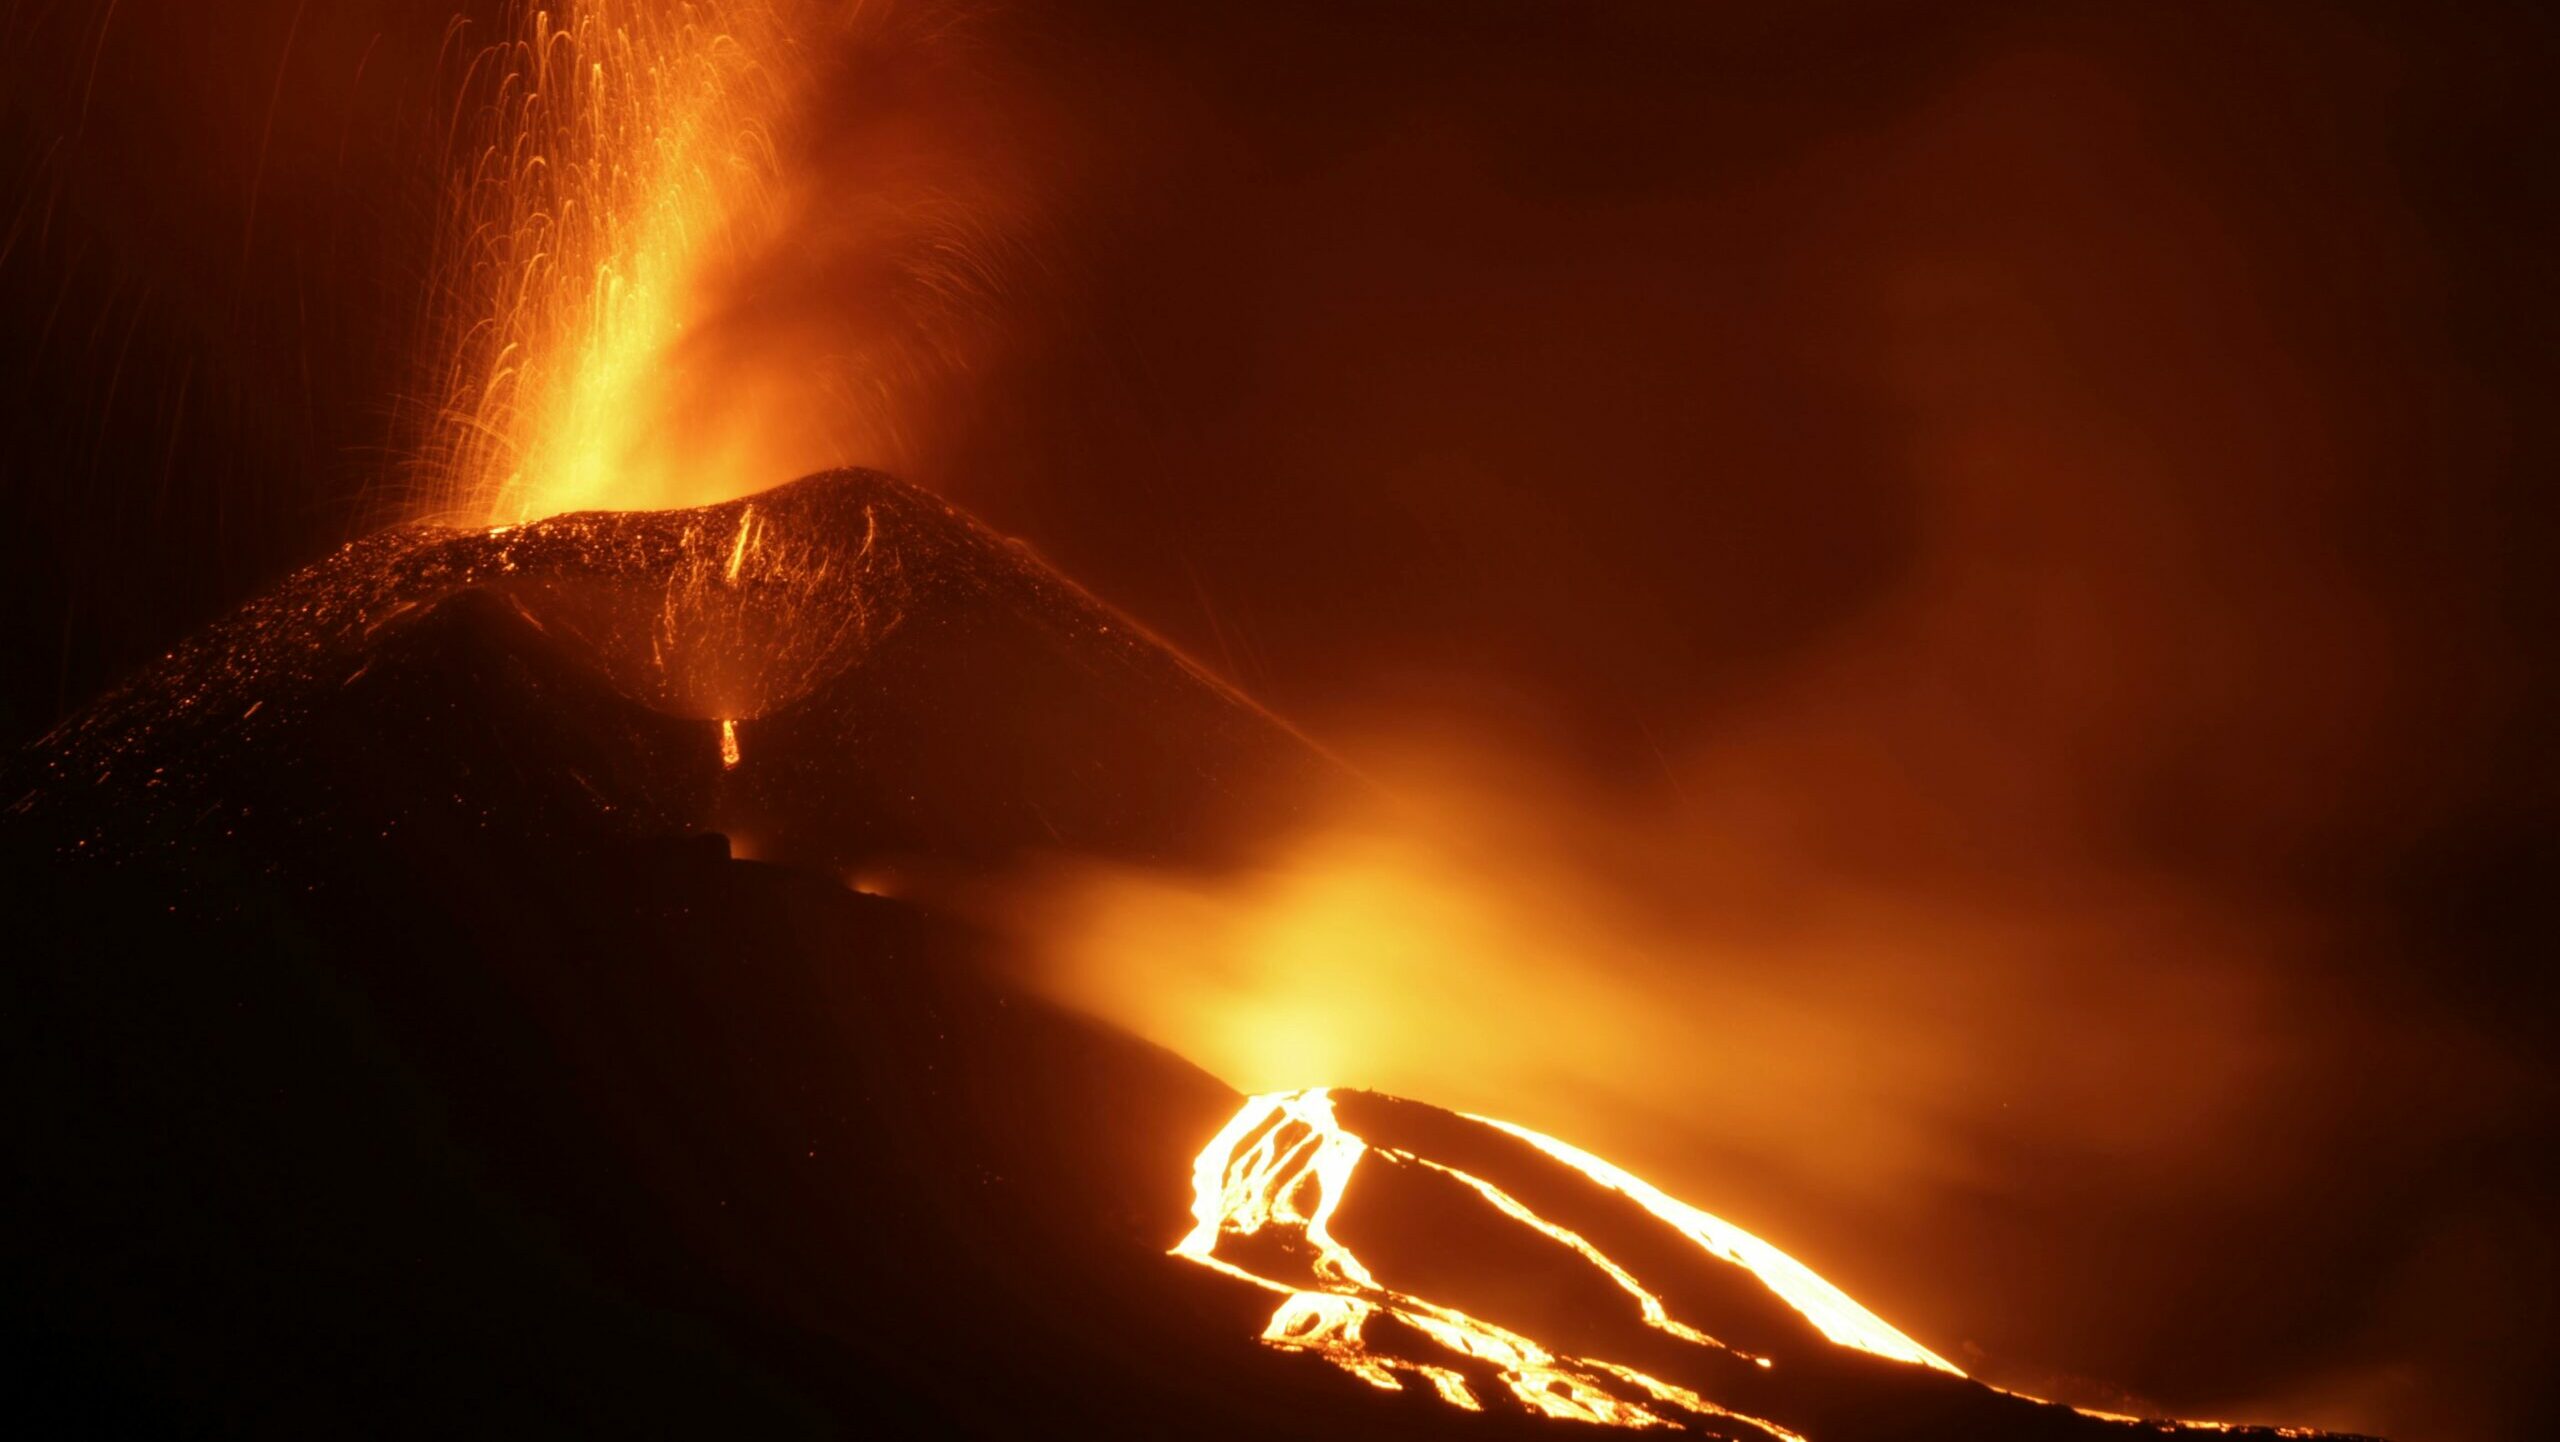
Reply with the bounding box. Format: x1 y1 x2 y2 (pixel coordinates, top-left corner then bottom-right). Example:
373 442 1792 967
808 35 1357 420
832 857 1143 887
11 0 2542 1436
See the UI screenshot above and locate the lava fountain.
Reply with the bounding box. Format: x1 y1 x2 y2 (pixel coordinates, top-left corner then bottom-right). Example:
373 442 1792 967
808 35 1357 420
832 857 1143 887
415 0 793 525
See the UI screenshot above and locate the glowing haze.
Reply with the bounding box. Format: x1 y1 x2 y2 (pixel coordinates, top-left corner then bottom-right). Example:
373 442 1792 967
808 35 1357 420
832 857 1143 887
1000 729 2500 1428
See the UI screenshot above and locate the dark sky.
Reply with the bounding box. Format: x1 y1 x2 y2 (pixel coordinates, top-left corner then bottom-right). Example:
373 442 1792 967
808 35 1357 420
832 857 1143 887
3 2 2553 1438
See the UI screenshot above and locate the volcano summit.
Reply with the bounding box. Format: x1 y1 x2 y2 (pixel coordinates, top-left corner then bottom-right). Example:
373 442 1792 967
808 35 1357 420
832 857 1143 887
14 470 1331 875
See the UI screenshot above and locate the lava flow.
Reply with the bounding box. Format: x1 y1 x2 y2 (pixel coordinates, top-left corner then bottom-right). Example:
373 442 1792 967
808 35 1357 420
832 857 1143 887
1175 1088 2319 1438
1175 1088 1803 1436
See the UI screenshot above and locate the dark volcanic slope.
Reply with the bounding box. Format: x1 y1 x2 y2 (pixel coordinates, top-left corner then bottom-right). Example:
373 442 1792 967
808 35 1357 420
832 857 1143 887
3 475 2376 1438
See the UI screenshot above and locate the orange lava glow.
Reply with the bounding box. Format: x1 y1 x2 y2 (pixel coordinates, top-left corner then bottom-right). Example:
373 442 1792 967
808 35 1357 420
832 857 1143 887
1176 1089 2309 1437
1461 1114 1954 1373
418 0 792 524
1175 1088 1809 1437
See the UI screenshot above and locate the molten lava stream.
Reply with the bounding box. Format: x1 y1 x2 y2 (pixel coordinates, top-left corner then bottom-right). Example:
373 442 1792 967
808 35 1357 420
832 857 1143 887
1174 1088 1820 1437
1174 1088 2297 1437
